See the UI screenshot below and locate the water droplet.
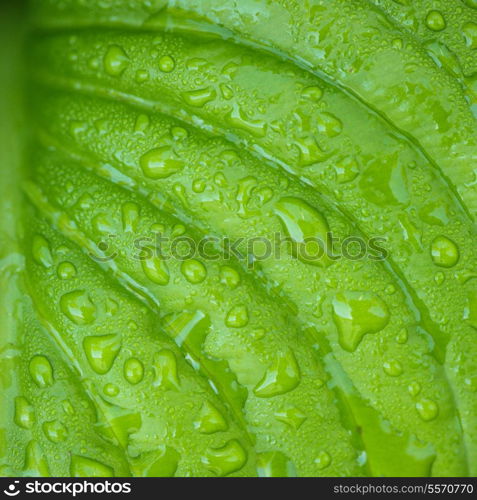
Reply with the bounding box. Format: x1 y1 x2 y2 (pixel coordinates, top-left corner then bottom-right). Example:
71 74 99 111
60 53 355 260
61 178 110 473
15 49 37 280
301 86 323 102
275 406 307 430
225 305 249 328
43 421 67 443
103 383 119 397
32 235 53 268
14 397 34 429
408 382 422 397
140 147 184 179
142 255 170 285
227 106 267 137
220 266 241 289
294 137 327 167
332 291 390 352
194 402 228 434
314 451 331 470
70 455 114 477
121 202 140 232
219 83 234 100
57 261 77 279
103 45 129 76
464 376 477 392
153 350 180 390
135 69 150 83
396 328 408 344
181 259 207 284
236 176 258 218
171 126 188 141
60 290 97 325
124 358 144 385
134 114 150 133
463 290 477 329
416 399 439 421
426 11 446 31
334 156 360 184
158 55 175 72
182 87 217 107
316 112 342 137
257 451 296 477
202 440 247 476
29 355 54 388
24 440 50 476
274 197 331 267
431 236 459 268
383 360 403 377
463 22 477 49
254 350 301 398
83 334 122 374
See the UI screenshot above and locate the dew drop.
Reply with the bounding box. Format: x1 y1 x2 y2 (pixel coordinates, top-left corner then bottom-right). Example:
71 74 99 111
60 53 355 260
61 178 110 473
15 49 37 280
383 360 403 377
57 261 77 280
332 291 390 352
83 334 122 375
219 266 241 289
301 86 323 102
182 87 217 107
140 147 184 179
463 22 477 49
425 10 446 31
334 156 360 184
103 383 120 397
60 290 97 325
257 451 296 477
121 202 140 232
275 406 307 430
124 358 144 385
32 235 53 268
314 451 331 470
430 236 459 268
158 55 175 72
103 45 129 76
43 421 67 443
194 402 228 434
134 114 150 133
153 349 180 390
14 397 35 429
416 399 439 421
316 112 343 137
181 259 207 284
202 440 247 476
225 305 249 328
254 350 301 398
29 355 54 388
142 255 170 285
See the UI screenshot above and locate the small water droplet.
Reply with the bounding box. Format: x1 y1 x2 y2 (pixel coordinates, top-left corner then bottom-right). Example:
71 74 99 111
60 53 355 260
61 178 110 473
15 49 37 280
275 406 307 430
14 397 35 429
121 202 140 232
43 421 67 443
425 10 446 31
314 451 331 470
158 55 175 72
142 255 170 285
220 266 241 289
334 156 360 184
257 451 296 477
32 235 53 268
182 87 217 107
408 381 422 397
316 112 342 137
383 360 403 377
153 350 180 390
103 383 120 397
301 86 323 102
57 261 77 280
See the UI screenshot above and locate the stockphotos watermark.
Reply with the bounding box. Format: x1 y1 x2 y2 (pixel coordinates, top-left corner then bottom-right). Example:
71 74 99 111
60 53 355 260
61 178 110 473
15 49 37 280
90 231 388 267
2 479 131 497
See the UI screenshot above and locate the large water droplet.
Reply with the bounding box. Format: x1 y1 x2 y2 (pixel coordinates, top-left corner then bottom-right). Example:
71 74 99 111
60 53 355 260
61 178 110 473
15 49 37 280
29 355 54 388
416 399 439 421
274 406 307 430
181 259 207 284
332 291 390 352
425 10 446 31
316 112 342 137
70 455 114 477
57 261 77 279
430 236 459 268
43 420 67 443
194 402 228 434
142 255 170 285
83 334 122 374
202 440 247 476
225 305 249 328
274 197 331 267
254 350 301 398
60 290 97 325
383 360 403 377
257 451 296 477
294 137 327 167
124 358 144 385
140 147 184 179
220 266 241 289
158 55 175 72
153 350 180 390
32 235 53 268
182 87 216 107
14 397 35 429
227 106 267 137
334 156 360 184
103 45 129 76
